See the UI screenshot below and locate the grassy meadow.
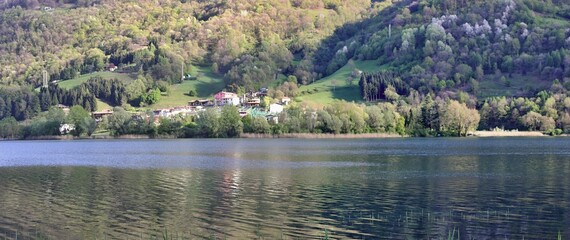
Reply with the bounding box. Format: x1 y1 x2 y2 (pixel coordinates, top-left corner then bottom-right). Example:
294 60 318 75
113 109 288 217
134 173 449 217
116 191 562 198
150 65 226 109
296 60 381 106
57 72 136 90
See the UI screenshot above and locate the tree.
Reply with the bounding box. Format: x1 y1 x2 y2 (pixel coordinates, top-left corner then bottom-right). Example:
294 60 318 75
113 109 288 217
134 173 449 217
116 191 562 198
196 108 220 138
251 116 271 134
141 88 161 106
439 100 480 136
84 48 107 72
107 107 133 136
81 117 98 136
365 105 385 132
220 105 243 138
521 111 555 132
68 105 91 136
0 117 20 139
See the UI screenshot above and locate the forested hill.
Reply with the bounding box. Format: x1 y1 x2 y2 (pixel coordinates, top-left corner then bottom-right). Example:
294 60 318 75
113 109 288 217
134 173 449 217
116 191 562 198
1 0 570 133
0 0 375 88
315 0 570 99
3 0 570 96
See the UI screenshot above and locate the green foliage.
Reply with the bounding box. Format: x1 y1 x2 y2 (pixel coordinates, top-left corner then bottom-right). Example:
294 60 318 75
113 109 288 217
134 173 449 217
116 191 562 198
141 88 161 106
219 105 243 138
0 0 372 91
107 107 133 136
68 105 91 136
157 118 183 136
21 107 66 137
312 0 570 100
439 100 480 136
250 116 271 134
0 117 20 139
81 117 98 137
196 108 220 138
0 86 41 121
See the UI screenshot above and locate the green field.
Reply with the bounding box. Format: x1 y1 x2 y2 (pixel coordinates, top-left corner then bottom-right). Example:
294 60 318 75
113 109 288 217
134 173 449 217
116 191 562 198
57 72 136 90
297 60 381 106
150 66 226 109
95 99 113 112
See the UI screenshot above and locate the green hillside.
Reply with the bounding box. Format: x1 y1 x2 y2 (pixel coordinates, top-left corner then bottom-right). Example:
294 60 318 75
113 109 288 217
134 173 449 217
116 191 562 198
57 72 135 90
297 60 379 106
2 0 570 135
310 0 570 100
150 66 225 109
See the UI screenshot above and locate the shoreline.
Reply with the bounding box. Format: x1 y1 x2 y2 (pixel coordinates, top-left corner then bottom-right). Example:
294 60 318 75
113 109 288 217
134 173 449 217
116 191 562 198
472 131 546 137
1 131 563 141
240 133 403 139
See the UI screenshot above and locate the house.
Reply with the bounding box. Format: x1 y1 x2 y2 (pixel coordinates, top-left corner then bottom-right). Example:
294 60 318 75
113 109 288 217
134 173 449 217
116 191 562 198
189 99 213 107
244 98 261 107
59 124 75 135
214 91 240 106
257 88 269 97
266 114 279 124
269 103 284 114
280 97 291 105
56 104 70 115
153 106 195 118
92 110 113 122
106 63 118 72
183 74 196 80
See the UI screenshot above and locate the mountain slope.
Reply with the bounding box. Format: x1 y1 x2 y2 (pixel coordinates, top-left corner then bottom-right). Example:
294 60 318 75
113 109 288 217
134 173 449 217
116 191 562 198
0 0 375 89
310 0 570 100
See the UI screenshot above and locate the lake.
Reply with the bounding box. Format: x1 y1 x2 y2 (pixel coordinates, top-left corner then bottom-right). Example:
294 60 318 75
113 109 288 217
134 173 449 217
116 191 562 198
0 138 569 239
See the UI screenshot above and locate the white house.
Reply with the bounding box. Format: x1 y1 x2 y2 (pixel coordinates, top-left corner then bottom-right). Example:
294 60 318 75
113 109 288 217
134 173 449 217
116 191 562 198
214 91 240 106
281 97 291 105
269 103 284 114
59 124 75 135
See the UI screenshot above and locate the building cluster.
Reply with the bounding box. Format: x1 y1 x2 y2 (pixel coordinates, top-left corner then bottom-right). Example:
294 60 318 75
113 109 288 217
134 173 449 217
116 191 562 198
76 90 291 129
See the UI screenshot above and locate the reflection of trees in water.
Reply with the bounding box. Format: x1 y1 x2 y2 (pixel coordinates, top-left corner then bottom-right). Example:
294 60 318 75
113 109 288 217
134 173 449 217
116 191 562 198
0 152 569 239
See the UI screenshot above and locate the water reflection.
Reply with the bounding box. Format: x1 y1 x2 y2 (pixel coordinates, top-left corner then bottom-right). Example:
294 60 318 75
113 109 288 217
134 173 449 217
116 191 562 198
0 138 569 239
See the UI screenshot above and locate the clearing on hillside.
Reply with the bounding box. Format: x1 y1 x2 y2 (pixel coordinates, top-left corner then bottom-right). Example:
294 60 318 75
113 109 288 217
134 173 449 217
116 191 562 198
151 66 226 109
57 72 136 90
297 60 380 106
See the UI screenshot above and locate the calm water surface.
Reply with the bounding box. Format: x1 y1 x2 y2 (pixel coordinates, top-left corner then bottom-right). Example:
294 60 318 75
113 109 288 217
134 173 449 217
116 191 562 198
0 138 569 239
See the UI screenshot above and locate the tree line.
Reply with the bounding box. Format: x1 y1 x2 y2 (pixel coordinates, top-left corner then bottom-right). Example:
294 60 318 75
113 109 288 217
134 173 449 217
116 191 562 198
1 97 484 139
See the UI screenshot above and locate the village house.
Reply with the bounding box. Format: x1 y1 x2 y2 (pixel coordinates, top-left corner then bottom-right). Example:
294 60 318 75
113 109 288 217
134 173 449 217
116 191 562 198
244 98 261 107
57 104 70 115
189 99 213 107
280 97 291 105
153 106 194 118
92 109 113 122
214 91 240 106
269 103 284 114
106 63 118 72
266 114 279 124
59 124 75 135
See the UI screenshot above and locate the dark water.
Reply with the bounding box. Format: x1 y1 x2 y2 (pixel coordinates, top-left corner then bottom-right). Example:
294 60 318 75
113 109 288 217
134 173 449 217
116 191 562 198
0 138 569 239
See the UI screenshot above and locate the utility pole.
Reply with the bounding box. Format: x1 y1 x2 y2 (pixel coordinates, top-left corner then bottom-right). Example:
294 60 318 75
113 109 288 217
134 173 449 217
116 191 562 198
181 63 184 82
42 69 48 88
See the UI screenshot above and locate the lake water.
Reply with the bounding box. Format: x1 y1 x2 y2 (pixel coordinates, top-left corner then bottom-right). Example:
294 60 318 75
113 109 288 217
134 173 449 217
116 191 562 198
0 138 569 239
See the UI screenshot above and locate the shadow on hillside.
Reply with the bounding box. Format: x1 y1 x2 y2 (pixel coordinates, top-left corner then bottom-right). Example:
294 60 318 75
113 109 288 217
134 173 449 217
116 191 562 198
193 69 226 98
331 86 362 102
312 0 412 75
